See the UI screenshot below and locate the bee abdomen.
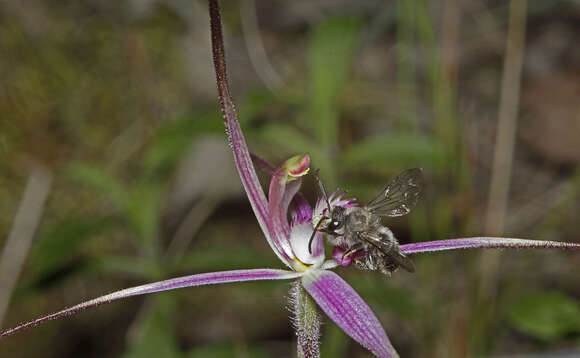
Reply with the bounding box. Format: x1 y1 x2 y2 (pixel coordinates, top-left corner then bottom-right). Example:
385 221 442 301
377 226 396 246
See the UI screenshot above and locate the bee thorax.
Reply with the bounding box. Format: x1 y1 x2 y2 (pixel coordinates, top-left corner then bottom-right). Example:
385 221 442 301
345 207 377 232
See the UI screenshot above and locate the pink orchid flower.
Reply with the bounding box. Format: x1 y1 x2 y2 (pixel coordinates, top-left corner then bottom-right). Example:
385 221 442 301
1 2 579 358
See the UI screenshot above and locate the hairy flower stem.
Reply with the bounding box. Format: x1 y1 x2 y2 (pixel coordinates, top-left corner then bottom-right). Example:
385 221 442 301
291 281 321 358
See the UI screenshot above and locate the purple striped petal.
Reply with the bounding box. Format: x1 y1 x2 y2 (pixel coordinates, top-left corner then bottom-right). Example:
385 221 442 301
290 193 313 226
268 155 311 260
401 237 580 255
250 152 313 226
210 0 293 266
0 269 300 339
302 270 398 358
279 180 301 237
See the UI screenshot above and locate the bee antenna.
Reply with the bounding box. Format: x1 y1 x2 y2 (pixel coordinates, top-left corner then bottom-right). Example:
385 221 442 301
312 169 331 212
308 220 324 253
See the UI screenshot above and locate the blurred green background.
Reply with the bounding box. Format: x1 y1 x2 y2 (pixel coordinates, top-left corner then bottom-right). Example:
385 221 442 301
1 0 579 357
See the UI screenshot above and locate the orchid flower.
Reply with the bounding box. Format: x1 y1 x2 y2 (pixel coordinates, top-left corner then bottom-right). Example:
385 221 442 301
1 1 580 357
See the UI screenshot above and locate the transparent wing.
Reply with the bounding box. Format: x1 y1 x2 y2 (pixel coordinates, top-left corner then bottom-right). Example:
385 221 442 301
359 232 416 273
364 168 423 217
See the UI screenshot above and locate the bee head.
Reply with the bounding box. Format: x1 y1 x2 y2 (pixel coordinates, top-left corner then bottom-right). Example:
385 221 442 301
327 206 345 232
313 206 345 235
309 206 346 253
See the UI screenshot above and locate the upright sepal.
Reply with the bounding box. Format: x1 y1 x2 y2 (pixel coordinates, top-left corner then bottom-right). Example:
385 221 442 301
210 0 296 267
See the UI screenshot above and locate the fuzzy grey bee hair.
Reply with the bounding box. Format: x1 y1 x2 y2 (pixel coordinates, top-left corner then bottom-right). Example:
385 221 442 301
312 168 424 275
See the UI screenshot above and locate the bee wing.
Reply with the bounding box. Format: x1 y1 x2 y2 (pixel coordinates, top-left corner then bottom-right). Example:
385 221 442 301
364 168 423 217
359 232 416 273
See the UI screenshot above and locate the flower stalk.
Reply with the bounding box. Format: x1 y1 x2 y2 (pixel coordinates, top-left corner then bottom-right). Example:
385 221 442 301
291 282 321 358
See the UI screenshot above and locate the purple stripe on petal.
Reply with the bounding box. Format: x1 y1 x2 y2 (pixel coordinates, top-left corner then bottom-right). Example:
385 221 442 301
269 169 297 259
209 0 292 267
290 194 313 226
302 270 399 358
268 155 311 260
0 269 300 339
401 237 580 255
280 180 301 235
310 232 325 260
250 153 313 229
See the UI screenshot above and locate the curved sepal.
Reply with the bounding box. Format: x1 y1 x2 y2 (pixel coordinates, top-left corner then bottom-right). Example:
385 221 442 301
0 269 301 339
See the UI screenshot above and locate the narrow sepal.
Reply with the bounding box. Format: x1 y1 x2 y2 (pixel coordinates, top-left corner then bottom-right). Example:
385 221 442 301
0 269 300 339
209 0 292 267
400 237 580 255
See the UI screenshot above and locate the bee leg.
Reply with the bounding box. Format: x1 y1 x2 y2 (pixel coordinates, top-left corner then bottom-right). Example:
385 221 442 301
342 243 364 260
360 232 393 252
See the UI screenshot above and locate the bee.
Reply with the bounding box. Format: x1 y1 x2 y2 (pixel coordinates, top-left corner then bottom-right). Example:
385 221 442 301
309 168 424 275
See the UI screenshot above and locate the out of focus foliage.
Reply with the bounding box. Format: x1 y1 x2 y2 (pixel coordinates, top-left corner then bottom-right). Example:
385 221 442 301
0 1 579 357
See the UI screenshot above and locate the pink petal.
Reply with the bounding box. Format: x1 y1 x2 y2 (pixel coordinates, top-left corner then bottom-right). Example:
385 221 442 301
0 269 300 339
269 173 299 259
401 237 580 255
290 194 313 226
250 153 313 227
302 270 399 358
268 155 311 261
